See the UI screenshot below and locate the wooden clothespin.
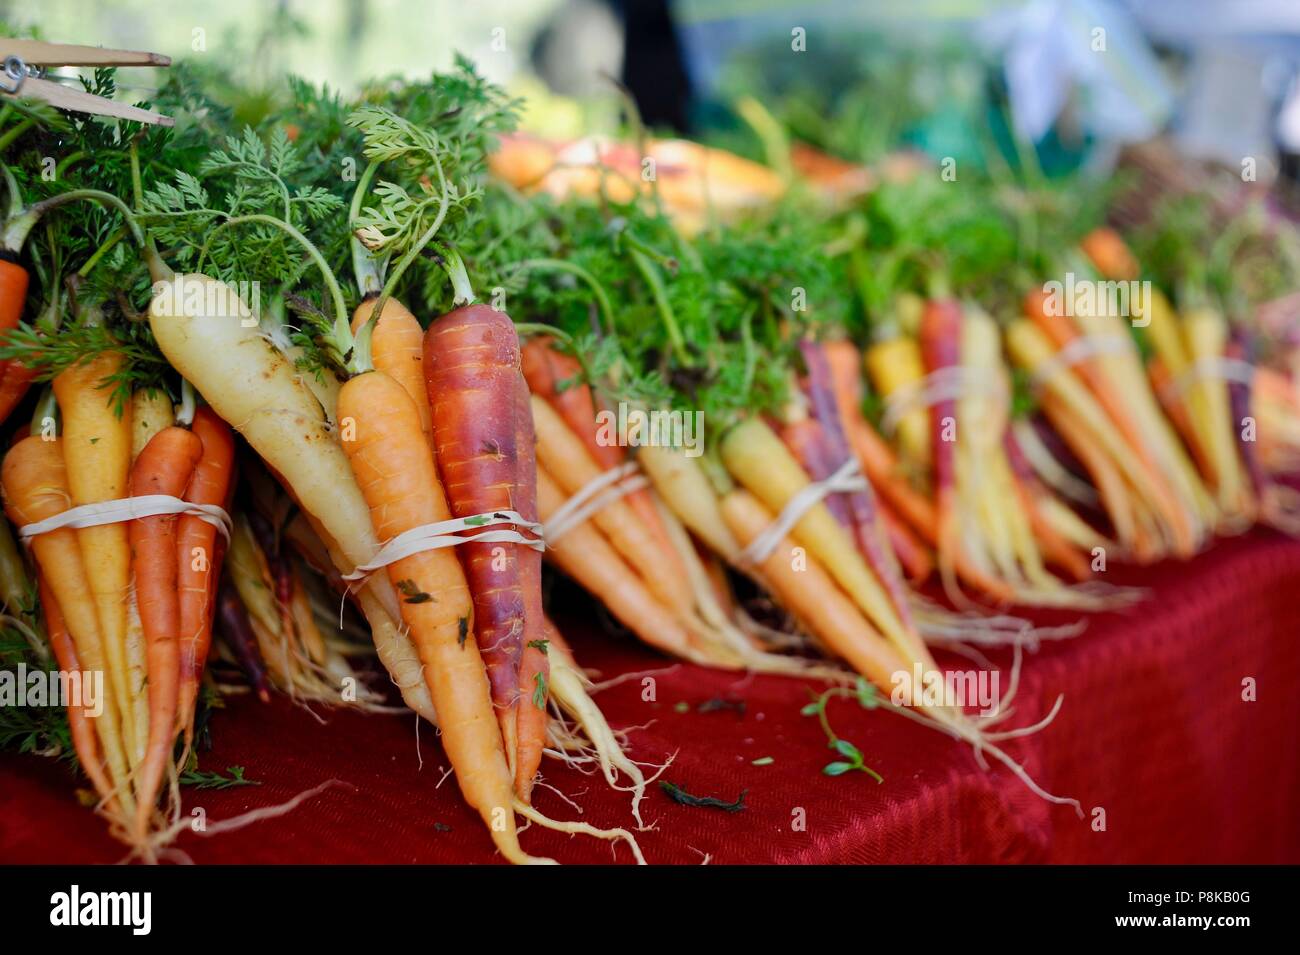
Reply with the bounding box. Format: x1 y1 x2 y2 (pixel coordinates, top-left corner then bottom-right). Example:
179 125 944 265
0 38 174 127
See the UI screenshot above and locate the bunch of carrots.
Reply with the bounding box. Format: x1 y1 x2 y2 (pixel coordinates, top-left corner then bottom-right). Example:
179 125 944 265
6 48 1300 864
1 365 234 854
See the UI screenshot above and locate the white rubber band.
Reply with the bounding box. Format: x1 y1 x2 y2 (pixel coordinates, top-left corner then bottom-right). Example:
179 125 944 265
739 456 868 566
18 495 232 544
881 367 1006 435
1030 334 1131 390
544 462 648 546
1162 356 1256 401
342 509 544 581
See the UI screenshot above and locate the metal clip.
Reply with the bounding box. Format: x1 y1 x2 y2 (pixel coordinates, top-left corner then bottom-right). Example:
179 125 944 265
1 55 28 95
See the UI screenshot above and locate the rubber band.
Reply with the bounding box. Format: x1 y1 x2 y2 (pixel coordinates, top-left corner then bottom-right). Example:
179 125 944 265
882 367 1007 435
18 495 232 543
739 456 868 566
342 509 544 581
544 461 648 545
1161 356 1256 401
1030 334 1131 390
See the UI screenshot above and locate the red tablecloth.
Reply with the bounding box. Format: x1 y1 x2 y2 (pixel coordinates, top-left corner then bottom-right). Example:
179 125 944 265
3 530 1299 864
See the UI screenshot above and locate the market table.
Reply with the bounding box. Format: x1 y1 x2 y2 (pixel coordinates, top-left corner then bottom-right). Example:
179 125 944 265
3 529 1298 865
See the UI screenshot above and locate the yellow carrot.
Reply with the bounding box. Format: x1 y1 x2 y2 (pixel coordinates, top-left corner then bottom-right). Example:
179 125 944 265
720 417 932 668
130 388 174 461
53 356 137 770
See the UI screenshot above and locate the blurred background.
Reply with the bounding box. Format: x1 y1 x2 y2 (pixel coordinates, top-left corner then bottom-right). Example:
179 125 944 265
9 0 1300 182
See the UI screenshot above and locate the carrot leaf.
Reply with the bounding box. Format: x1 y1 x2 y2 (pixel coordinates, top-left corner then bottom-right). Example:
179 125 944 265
180 765 261 790
532 671 549 709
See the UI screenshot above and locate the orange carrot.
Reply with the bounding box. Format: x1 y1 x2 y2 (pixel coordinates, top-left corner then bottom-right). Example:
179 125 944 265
877 499 934 582
350 295 430 441
128 426 203 836
531 395 695 610
39 575 118 813
338 368 543 863
0 257 32 424
1003 431 1091 582
521 339 613 466
1024 288 1194 555
1080 226 1139 281
825 338 1010 598
536 464 699 660
176 407 236 744
521 337 686 581
1042 391 1143 555
720 489 913 696
2 436 135 814
823 339 937 538
1149 358 1216 481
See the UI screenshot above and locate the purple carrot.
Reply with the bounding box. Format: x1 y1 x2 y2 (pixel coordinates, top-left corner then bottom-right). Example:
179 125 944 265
1030 411 1090 483
1226 334 1267 496
246 509 295 613
799 338 915 628
782 415 855 528
217 577 272 703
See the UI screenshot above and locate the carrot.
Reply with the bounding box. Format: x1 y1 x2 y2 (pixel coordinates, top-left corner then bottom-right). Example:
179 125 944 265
1003 432 1091 582
512 374 548 801
148 273 426 719
823 339 938 538
350 295 430 441
720 416 932 667
637 445 742 563
1080 226 1139 282
424 304 528 761
1042 390 1144 554
783 413 930 597
921 299 975 600
176 407 236 745
1184 306 1250 519
720 489 913 698
831 338 1020 600
129 425 203 836
537 463 701 661
522 337 687 583
531 394 695 610
130 388 174 460
1226 337 1266 496
864 334 930 470
1024 288 1196 556
215 577 272 704
878 499 933 582
521 339 614 466
1149 358 1216 482
1005 317 1165 559
0 256 33 424
338 368 546 864
53 356 140 769
782 416 854 528
1 436 135 815
801 339 915 628
39 576 118 815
